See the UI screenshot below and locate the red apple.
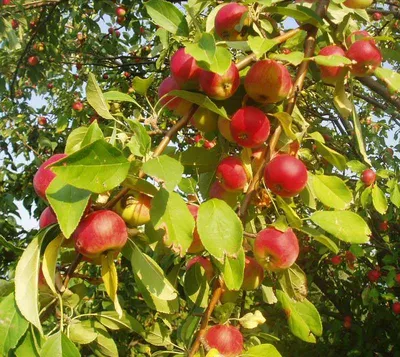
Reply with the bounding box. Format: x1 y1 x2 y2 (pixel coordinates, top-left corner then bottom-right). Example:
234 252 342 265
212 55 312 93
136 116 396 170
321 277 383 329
158 76 192 116
331 255 342 265
372 12 382 21
72 101 84 112
11 19 19 29
361 168 376 186
216 156 249 192
115 6 126 17
116 16 125 25
392 302 400 315
194 134 216 149
103 73 109 80
187 256 214 281
343 0 373 9
39 207 58 228
318 45 346 84
244 60 293 104
282 48 291 54
76 63 83 70
379 220 389 232
27 56 39 66
2 0 11 5
187 205 205 254
242 256 264 291
209 181 238 207
114 193 152 227
199 63 240 100
38 116 47 126
170 48 201 90
47 83 54 89
73 210 128 259
218 116 234 142
33 153 67 201
343 315 352 329
204 325 244 356
254 227 300 271
264 154 308 197
230 107 270 148
367 269 381 283
346 40 382 77
345 30 374 47
395 273 400 284
214 3 250 41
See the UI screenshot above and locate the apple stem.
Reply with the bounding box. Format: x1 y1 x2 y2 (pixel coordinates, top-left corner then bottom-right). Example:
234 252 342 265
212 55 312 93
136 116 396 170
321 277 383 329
61 253 83 292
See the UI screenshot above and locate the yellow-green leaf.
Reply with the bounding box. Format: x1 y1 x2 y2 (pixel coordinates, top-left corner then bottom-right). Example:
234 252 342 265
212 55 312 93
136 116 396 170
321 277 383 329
101 252 122 318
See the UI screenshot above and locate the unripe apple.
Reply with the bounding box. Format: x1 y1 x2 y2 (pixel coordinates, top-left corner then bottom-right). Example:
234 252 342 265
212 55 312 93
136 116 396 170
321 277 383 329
33 153 67 201
264 154 308 197
73 210 128 259
343 315 352 329
11 19 19 29
346 40 382 77
372 12 382 21
187 256 214 281
367 269 381 282
204 325 244 357
216 156 249 192
392 302 400 315
187 205 205 254
191 107 218 132
114 193 152 227
244 60 293 104
115 6 126 17
214 3 250 41
361 168 376 186
199 63 240 101
254 227 299 271
343 0 373 9
170 48 201 90
318 45 346 84
38 116 47 126
33 42 45 52
230 107 270 148
158 76 192 116
27 56 39 66
242 256 264 291
39 207 58 228
331 255 342 265
72 101 84 112
345 30 374 47
209 181 238 207
218 116 234 142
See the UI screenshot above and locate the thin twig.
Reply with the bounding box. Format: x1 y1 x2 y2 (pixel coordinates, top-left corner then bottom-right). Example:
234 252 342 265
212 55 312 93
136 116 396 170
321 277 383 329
60 253 83 293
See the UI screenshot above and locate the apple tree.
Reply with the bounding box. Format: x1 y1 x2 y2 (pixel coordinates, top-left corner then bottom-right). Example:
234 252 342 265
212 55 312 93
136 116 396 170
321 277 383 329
0 0 400 356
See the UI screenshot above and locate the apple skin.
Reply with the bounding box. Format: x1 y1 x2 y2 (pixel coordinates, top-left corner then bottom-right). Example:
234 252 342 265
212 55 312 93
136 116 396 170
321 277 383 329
346 40 382 77
216 156 249 192
187 205 205 254
170 48 202 90
187 256 214 281
72 101 84 112
11 19 19 29
115 6 126 17
330 255 342 265
214 3 249 41
218 116 234 142
361 168 376 186
33 153 67 201
230 107 270 148
158 76 192 116
318 45 346 84
73 210 128 259
190 107 218 132
372 12 382 21
2 0 11 5
393 302 400 315
204 325 244 357
242 256 264 291
343 315 352 329
345 30 374 47
343 0 373 9
27 56 39 66
254 227 300 271
367 269 381 282
38 116 47 126
379 220 388 232
244 60 293 104
395 273 400 284
39 207 58 228
264 154 308 197
199 63 240 101
114 193 152 228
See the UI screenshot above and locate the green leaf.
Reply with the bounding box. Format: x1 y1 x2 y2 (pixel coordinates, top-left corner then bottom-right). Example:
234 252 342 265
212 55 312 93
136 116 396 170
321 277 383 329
261 285 278 305
374 67 400 94
122 175 158 196
315 141 346 171
361 186 372 209
184 263 210 307
127 119 151 157
0 279 14 298
144 0 189 36
310 211 371 243
204 46 232 75
69 320 98 345
264 5 324 26
216 247 245 291
313 55 351 66
47 176 91 238
299 226 339 254
197 199 243 261
334 71 352 119
271 112 297 140
80 120 104 148
90 324 119 357
292 298 323 336
389 181 400 208
15 328 41 357
177 146 221 173
86 73 115 120
312 174 352 210
50 139 130 194
65 127 89 154
372 185 388 215
97 311 145 335
0 293 29 356
150 189 195 254
350 98 371 166
247 35 277 59
243 344 282 357
185 33 216 65
42 235 63 294
0 234 23 254
270 51 304 66
278 264 308 301
275 196 302 228
132 74 155 96
101 252 122 318
40 331 80 357
142 155 183 191
103 91 141 108
346 160 368 174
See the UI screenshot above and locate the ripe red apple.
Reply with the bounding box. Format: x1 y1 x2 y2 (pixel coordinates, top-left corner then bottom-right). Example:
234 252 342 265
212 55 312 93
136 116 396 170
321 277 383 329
331 255 342 265
170 48 201 90
39 207 58 228
76 63 83 70
343 0 373 9
190 107 218 132
2 0 11 5
199 63 240 101
218 116 235 142
11 19 19 29
379 220 389 232
346 40 382 77
254 227 300 271
116 16 125 25
72 101 84 112
361 168 376 186
33 153 67 201
264 154 308 197
214 3 250 41
103 73 109 80
318 45 346 84
187 256 214 281
73 210 128 259
158 76 192 116
242 256 264 291
393 302 400 315
372 12 382 21
367 269 381 283
115 6 126 17
244 60 293 104
216 156 249 192
114 193 152 227
194 134 216 149
345 30 374 47
209 181 238 207
343 315 352 329
38 116 47 126
395 273 400 284
204 325 244 356
108 27 115 35
187 205 205 254
47 83 54 90
230 107 270 148
27 56 39 66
